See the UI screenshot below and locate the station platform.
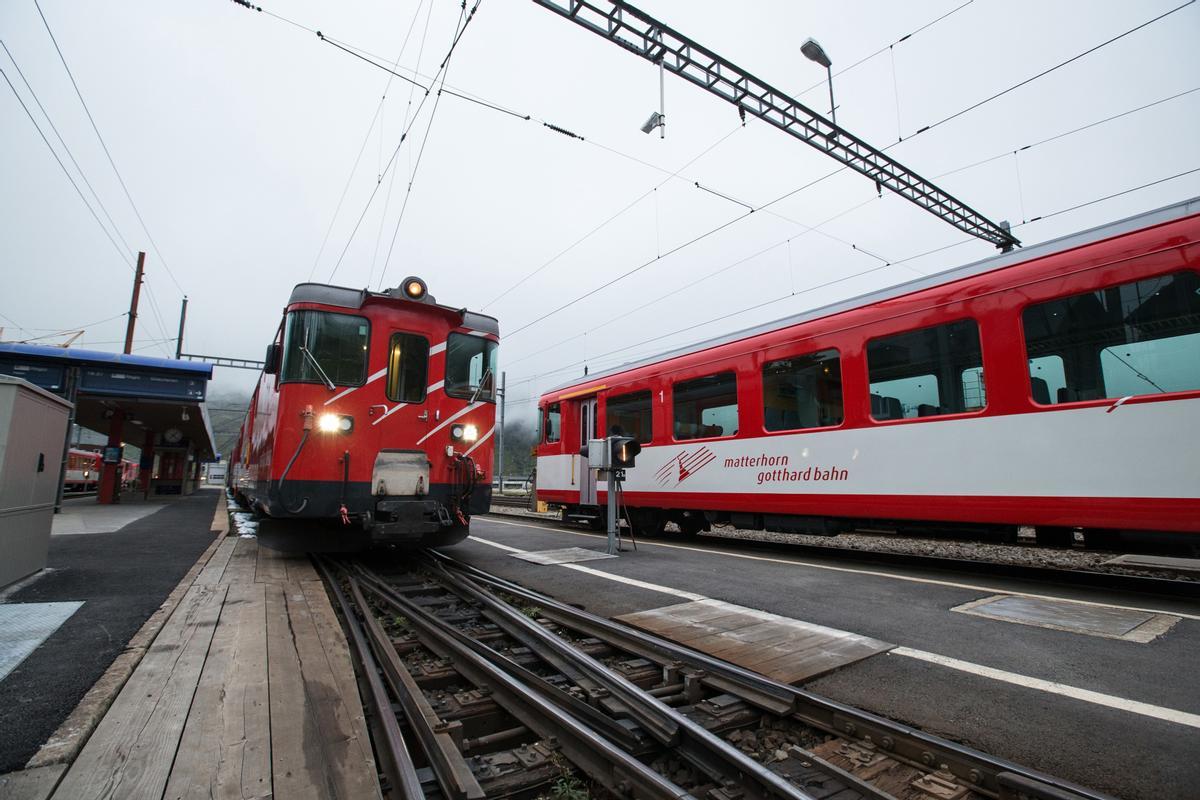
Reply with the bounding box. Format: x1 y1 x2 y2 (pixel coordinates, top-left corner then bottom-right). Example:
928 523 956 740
448 515 1200 800
0 492 379 800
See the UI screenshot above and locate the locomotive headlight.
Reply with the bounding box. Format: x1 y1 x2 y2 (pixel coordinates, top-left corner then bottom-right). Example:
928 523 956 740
450 423 465 440
318 413 353 434
462 424 479 442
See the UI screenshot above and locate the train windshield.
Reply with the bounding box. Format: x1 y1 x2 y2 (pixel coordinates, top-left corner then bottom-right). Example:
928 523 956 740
280 310 369 387
445 333 498 401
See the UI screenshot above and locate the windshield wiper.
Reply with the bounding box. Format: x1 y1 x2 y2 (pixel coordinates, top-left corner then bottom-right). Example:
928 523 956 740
469 366 494 404
299 323 336 390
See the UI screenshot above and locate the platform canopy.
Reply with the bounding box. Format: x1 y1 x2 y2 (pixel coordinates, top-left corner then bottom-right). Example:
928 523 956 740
0 343 218 459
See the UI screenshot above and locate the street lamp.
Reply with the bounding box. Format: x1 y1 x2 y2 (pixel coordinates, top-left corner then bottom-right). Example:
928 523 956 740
800 37 836 126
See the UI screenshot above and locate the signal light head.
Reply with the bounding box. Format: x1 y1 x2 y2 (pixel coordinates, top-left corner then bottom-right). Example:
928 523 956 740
401 276 427 300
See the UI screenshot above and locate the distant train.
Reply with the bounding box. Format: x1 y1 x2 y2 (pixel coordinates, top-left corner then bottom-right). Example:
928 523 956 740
63 449 139 492
535 198 1200 549
64 448 101 492
230 278 498 548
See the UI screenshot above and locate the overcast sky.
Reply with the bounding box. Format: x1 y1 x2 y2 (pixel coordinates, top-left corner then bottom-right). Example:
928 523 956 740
3 0 1198 420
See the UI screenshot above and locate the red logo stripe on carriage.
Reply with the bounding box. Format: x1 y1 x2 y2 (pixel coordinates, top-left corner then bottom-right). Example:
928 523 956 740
654 446 716 486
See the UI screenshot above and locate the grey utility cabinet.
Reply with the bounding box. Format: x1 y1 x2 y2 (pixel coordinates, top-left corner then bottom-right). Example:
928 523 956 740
0 375 72 589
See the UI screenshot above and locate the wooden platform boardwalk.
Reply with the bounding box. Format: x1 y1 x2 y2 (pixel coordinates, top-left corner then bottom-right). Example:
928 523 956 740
43 535 380 800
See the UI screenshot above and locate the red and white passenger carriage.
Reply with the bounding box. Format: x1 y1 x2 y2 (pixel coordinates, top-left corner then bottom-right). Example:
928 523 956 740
535 198 1200 548
231 278 498 547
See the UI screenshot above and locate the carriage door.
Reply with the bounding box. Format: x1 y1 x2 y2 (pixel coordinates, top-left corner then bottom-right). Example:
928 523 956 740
579 397 598 506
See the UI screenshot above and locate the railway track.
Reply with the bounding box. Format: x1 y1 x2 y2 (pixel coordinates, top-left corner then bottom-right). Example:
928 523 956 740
319 551 1111 800
482 511 1200 600
490 494 532 509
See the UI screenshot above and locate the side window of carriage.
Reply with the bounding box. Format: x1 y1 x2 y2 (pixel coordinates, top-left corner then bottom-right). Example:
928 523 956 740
867 319 985 420
606 390 653 443
1023 270 1200 403
674 372 738 440
762 349 843 431
386 333 430 403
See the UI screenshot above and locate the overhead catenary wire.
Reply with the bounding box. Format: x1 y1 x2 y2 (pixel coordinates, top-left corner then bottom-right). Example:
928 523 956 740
905 0 1196 140
507 87 1197 371
501 0 1198 340
376 1 479 290
509 167 1200 393
0 63 132 269
368 0 438 290
307 0 432 282
32 0 186 297
323 1 484 283
1 40 135 257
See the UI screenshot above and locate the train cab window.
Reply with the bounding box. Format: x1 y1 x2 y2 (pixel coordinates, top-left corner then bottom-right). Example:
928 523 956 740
446 333 498 401
606 390 653 443
1023 271 1200 403
674 372 738 440
543 403 561 443
281 310 369 386
386 333 429 403
762 349 843 431
867 319 984 420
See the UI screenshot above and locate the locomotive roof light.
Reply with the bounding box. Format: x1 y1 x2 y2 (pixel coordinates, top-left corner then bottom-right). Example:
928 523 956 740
401 276 427 300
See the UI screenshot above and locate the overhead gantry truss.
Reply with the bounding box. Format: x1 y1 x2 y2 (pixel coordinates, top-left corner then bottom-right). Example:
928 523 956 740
531 0 1021 251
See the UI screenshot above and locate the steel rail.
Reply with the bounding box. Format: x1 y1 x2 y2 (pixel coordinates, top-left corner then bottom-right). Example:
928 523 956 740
350 565 693 799
345 574 486 800
530 0 1020 250
350 566 647 753
316 560 427 800
429 550 1113 800
424 557 827 800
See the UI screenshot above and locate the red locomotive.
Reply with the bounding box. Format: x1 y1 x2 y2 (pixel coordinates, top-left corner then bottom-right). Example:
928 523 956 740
231 277 498 547
536 198 1200 549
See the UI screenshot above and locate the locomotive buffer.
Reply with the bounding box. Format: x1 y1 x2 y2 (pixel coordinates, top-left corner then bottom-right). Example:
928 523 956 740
584 433 642 554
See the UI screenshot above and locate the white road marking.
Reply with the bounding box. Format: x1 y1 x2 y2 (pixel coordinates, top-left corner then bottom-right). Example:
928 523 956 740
478 516 1200 621
889 647 1200 730
468 527 1200 729
468 535 704 598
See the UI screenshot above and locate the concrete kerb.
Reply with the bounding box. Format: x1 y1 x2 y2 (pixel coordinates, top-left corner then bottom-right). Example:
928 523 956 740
21 492 230 774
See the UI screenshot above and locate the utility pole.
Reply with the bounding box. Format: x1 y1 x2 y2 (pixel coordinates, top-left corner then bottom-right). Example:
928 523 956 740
496 371 506 488
123 251 145 354
175 295 188 359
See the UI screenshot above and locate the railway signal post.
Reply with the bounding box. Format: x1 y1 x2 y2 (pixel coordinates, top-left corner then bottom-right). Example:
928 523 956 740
589 435 641 555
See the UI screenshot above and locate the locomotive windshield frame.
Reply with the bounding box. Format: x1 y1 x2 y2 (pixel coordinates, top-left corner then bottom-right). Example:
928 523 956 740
280 309 370 387
445 332 498 401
